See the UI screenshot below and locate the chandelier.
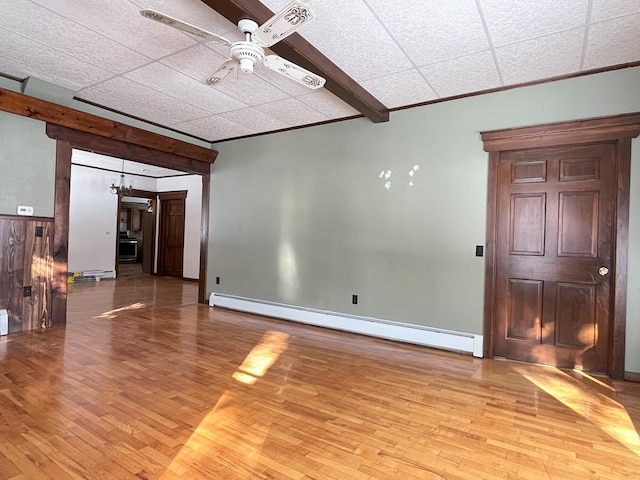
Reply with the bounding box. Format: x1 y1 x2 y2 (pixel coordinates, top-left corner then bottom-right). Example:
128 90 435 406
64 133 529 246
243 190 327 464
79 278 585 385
110 160 133 196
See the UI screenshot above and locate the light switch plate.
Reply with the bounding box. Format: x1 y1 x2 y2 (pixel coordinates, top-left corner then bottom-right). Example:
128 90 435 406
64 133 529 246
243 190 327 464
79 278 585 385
17 205 34 216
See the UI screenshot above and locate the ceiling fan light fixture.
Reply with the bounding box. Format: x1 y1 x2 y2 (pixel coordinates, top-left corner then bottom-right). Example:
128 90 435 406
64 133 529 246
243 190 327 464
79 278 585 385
140 1 325 88
239 58 254 74
230 42 264 74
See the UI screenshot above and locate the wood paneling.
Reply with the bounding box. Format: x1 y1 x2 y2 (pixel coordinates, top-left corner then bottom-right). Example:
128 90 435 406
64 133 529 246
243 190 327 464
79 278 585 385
0 216 53 333
559 157 599 181
1 274 639 478
0 87 216 163
509 193 546 255
507 279 543 342
482 113 640 378
558 191 599 257
200 0 389 123
511 161 547 183
555 282 596 348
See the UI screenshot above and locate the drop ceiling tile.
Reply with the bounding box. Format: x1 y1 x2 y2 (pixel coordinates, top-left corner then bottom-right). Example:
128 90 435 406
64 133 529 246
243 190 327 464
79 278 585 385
591 0 640 22
80 76 212 124
162 45 291 105
419 51 501 98
583 13 640 69
366 0 489 65
480 0 589 46
361 69 437 109
496 28 585 84
29 0 197 59
160 44 229 79
125 62 247 114
0 28 114 90
296 90 360 119
0 0 150 73
254 97 328 126
219 108 290 133
173 115 256 142
255 66 317 97
261 0 412 82
77 88 186 127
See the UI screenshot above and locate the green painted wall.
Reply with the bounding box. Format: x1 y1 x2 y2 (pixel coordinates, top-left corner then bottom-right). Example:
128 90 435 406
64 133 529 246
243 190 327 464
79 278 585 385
0 111 56 217
209 66 640 371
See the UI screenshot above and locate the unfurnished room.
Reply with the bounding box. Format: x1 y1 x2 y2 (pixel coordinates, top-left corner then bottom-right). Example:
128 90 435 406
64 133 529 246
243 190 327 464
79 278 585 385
1 1 640 479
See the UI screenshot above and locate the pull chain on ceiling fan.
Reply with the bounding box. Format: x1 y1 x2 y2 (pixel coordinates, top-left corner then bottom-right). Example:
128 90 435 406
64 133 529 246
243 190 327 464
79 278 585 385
140 1 326 89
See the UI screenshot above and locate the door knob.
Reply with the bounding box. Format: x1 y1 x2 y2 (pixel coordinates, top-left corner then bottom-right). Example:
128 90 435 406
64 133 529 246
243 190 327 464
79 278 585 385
598 266 609 276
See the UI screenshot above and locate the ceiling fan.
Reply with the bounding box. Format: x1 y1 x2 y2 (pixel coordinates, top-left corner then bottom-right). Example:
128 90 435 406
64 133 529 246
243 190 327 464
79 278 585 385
140 1 326 89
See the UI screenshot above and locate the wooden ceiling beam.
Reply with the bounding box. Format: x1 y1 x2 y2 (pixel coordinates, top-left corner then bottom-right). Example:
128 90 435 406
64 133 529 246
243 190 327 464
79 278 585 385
200 0 389 124
0 87 218 164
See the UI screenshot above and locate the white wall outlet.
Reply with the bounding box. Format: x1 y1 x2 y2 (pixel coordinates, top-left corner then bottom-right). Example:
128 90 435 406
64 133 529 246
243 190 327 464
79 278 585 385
17 205 34 216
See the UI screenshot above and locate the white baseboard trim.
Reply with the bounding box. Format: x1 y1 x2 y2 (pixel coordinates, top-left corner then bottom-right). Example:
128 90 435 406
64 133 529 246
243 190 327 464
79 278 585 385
209 293 484 358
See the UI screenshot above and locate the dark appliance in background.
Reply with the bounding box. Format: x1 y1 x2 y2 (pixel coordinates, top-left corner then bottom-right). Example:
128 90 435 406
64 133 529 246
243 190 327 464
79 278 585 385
119 232 138 263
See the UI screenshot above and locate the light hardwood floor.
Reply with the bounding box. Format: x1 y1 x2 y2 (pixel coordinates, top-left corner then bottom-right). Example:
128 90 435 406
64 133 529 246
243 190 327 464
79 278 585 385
0 275 639 479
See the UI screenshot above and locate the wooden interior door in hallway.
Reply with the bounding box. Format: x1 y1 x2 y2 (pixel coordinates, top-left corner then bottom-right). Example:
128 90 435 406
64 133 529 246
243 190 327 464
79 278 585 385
494 144 615 373
159 197 185 279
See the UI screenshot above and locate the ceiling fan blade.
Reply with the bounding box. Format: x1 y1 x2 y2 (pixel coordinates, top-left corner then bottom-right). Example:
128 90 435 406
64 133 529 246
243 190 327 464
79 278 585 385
263 55 325 89
140 9 231 45
202 59 238 87
253 1 315 47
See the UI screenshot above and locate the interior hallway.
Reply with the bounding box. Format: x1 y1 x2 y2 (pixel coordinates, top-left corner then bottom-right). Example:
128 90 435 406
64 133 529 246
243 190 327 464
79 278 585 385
0 275 638 479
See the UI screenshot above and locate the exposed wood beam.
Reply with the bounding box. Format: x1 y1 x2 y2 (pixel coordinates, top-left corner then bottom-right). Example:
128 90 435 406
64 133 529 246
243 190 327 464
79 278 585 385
200 0 389 124
0 87 218 163
46 125 211 176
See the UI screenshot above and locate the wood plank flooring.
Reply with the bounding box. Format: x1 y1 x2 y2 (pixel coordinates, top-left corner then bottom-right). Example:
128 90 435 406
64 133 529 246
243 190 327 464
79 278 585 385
0 274 639 479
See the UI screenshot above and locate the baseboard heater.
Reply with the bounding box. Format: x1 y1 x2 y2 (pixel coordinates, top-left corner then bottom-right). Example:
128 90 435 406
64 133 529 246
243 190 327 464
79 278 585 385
209 293 483 357
67 269 116 283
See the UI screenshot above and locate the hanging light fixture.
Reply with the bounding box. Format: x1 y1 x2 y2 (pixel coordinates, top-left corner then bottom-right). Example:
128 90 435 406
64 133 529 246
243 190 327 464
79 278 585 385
110 160 133 196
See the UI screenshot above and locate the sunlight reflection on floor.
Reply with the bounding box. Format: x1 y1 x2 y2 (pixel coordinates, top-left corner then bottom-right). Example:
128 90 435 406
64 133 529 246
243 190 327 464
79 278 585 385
161 331 292 478
515 365 640 457
96 302 146 319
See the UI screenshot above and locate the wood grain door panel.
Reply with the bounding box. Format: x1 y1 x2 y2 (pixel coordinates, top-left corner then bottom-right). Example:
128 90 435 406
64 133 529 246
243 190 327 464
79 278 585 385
160 198 185 279
495 144 615 373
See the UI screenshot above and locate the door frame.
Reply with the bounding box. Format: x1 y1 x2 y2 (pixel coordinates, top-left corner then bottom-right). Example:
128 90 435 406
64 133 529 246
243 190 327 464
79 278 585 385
115 189 158 277
46 124 214 313
480 112 640 379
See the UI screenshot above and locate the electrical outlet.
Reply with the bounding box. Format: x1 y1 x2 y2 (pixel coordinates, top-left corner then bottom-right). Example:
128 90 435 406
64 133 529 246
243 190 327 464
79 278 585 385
216 276 220 285
17 205 34 216
23 286 32 297
475 245 484 257
35 226 43 237
352 294 358 305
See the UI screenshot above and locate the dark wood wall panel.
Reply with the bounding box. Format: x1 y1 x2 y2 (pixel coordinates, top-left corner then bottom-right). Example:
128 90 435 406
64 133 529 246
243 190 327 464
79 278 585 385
510 193 546 255
507 279 543 342
555 282 596 348
558 192 598 257
23 220 53 330
0 216 53 333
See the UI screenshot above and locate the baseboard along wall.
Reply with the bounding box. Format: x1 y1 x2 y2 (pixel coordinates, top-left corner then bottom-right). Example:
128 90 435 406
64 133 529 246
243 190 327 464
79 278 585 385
209 293 484 358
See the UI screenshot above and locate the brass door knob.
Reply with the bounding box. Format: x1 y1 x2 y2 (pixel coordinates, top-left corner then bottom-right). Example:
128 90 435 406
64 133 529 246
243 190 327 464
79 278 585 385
598 266 609 276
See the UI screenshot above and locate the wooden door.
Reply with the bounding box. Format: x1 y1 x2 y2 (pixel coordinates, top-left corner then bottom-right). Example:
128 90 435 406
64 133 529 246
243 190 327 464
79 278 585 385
494 144 615 372
159 198 185 278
